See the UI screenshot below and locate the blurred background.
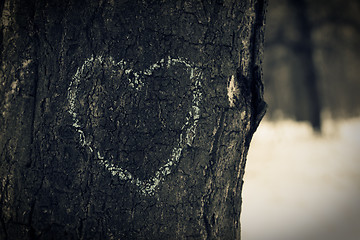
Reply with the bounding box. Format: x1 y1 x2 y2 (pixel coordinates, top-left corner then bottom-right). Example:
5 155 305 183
241 0 360 239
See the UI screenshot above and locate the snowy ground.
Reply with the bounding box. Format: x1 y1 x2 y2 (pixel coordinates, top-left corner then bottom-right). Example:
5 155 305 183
241 118 360 240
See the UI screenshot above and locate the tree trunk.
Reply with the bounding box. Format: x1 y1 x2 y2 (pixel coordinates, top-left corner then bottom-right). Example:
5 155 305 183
289 0 322 131
0 0 266 239
263 0 321 131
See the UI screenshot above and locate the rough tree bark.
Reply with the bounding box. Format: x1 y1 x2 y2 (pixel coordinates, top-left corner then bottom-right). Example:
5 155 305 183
0 0 266 239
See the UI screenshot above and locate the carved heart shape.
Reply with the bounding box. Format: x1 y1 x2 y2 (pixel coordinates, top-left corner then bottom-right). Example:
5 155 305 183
67 56 202 195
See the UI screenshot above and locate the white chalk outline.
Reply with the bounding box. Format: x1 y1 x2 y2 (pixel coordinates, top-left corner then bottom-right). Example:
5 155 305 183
67 55 203 195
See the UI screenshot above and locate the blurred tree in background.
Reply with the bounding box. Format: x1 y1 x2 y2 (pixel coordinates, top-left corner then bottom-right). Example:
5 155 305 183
263 0 360 131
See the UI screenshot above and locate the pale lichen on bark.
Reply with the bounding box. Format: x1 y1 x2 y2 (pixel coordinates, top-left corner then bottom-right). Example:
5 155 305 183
227 75 240 108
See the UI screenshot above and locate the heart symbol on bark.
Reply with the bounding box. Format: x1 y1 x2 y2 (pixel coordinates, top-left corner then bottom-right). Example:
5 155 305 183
67 55 203 195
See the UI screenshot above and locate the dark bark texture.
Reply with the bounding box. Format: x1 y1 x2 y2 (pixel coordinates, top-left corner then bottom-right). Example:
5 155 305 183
0 0 266 239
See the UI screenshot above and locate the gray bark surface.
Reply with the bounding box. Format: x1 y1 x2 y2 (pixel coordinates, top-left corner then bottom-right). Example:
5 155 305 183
0 0 266 239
